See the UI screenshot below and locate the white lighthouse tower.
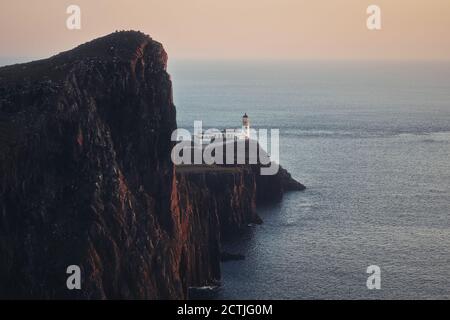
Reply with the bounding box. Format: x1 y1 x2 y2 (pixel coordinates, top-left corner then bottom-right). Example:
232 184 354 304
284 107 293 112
242 113 250 139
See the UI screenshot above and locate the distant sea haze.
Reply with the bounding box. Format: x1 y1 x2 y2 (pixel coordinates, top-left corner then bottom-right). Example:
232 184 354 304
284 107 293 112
171 60 450 299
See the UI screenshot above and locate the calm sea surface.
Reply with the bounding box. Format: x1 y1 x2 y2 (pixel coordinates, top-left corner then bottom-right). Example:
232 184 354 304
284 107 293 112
169 61 450 299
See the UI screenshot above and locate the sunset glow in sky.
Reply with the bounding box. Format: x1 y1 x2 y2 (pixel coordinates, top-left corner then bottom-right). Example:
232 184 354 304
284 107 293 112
1 0 450 61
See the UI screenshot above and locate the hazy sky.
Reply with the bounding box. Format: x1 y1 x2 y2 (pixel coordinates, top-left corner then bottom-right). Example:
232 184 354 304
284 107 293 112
1 0 450 61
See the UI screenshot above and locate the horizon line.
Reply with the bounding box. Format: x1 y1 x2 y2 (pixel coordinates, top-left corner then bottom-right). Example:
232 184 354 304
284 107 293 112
2 56 450 68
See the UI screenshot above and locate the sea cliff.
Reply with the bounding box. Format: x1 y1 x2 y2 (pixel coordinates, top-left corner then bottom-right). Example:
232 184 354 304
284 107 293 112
0 31 304 299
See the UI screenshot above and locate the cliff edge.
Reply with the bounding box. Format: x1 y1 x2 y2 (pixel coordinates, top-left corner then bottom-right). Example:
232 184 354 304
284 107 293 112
0 31 200 299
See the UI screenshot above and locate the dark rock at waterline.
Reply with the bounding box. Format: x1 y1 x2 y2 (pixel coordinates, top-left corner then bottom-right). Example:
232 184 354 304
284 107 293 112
255 165 306 204
221 252 245 262
278 166 306 191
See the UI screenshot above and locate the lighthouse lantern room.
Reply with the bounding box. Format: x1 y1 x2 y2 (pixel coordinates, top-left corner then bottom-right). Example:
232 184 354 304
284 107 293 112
242 113 250 139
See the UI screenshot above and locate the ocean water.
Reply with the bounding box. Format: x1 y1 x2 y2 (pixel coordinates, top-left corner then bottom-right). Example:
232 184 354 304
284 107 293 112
169 61 450 299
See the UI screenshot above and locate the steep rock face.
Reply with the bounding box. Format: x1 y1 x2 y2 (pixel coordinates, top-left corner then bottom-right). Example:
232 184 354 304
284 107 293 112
176 166 259 240
0 31 305 300
0 31 210 299
177 140 305 206
254 165 306 204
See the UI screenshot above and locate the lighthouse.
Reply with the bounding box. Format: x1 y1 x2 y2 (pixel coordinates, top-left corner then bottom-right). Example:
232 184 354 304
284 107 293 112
242 113 250 139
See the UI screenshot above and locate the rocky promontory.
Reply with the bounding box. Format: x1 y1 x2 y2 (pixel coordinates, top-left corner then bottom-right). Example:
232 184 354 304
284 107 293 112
0 31 304 299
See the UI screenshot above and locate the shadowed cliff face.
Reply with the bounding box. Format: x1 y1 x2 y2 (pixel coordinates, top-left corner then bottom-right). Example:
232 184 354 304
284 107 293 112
0 31 204 299
0 31 304 300
176 165 260 239
255 165 306 204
